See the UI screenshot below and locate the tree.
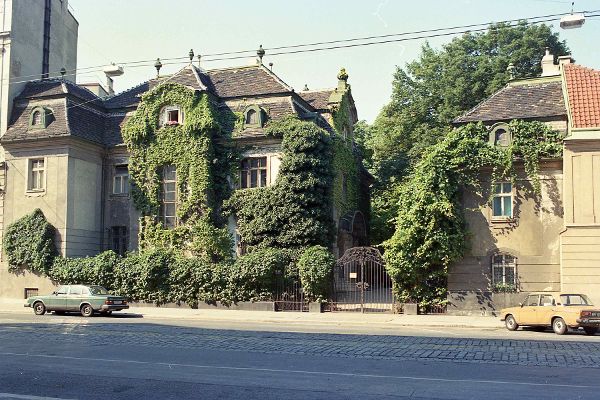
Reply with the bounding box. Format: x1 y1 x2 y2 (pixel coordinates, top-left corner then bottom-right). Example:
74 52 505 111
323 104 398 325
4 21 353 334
364 22 569 243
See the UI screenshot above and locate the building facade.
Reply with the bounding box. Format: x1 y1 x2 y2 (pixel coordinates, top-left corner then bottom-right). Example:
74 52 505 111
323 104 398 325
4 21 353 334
448 52 600 314
0 61 368 299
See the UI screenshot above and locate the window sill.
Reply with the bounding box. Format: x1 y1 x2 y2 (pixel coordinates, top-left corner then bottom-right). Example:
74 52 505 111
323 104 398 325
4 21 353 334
110 193 130 198
25 189 46 197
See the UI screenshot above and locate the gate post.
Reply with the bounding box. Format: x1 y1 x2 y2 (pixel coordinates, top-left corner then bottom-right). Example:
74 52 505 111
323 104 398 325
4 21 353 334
360 260 365 313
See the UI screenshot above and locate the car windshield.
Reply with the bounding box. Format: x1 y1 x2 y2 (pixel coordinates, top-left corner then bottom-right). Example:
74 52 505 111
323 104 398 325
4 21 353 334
560 294 592 306
88 286 109 295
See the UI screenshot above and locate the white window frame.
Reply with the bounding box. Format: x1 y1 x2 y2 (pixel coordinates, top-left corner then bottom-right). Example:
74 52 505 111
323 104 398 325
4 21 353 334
160 106 183 126
492 182 513 220
112 165 129 195
491 253 517 288
26 158 46 193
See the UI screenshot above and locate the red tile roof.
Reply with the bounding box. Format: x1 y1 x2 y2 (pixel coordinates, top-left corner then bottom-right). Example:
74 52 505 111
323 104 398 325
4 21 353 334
564 64 600 128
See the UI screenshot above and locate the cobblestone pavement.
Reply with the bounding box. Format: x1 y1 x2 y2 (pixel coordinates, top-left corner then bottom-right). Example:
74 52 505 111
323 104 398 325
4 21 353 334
2 321 600 369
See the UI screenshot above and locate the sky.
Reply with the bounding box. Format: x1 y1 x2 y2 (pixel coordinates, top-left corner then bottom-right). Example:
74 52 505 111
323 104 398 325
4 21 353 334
68 0 600 123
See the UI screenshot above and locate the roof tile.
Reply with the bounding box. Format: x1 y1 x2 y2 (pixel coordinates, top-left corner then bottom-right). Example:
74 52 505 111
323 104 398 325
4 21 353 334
564 64 600 129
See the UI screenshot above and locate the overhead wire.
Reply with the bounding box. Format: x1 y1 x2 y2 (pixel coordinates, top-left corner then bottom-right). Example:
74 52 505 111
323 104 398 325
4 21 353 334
7 10 600 84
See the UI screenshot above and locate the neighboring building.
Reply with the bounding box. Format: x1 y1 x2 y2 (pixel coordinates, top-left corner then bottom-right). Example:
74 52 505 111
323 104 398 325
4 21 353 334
0 0 78 136
448 51 600 315
0 61 367 299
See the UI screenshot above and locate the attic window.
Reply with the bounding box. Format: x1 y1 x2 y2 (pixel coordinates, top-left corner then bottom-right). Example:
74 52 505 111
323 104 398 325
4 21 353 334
488 124 511 148
243 105 265 128
161 106 183 126
29 106 50 129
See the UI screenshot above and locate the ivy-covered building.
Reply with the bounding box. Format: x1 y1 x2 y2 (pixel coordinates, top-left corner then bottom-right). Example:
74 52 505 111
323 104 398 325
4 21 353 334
0 61 369 299
448 51 600 314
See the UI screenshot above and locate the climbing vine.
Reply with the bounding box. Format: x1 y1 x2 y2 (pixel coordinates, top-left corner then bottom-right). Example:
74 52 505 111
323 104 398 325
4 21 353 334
121 83 232 260
225 116 334 252
383 120 563 306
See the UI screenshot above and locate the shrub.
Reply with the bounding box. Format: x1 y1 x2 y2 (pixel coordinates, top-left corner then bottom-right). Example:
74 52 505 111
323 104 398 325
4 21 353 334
230 248 291 302
169 256 229 307
113 248 174 305
49 251 120 289
297 245 334 301
3 209 56 274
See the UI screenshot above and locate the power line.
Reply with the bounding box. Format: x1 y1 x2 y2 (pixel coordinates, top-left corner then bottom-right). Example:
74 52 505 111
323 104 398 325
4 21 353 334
6 10 599 85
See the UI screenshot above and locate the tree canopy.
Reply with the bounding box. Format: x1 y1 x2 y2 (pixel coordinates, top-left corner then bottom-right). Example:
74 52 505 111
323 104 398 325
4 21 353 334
359 22 569 243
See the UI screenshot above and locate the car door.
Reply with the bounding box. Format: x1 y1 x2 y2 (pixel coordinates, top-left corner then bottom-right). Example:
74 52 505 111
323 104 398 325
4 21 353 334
46 285 69 311
520 294 540 325
536 294 556 325
67 285 83 311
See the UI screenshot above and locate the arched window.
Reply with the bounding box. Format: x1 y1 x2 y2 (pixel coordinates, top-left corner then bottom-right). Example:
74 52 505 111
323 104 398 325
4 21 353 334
491 253 517 291
488 123 511 147
245 109 257 125
29 106 49 129
243 105 264 128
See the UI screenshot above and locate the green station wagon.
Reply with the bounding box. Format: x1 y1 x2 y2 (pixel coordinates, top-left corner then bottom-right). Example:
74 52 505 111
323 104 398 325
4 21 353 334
24 284 129 317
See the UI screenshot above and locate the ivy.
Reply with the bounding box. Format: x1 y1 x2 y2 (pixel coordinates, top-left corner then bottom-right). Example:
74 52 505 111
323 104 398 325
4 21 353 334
225 116 335 252
3 209 56 274
297 245 335 301
121 83 233 260
384 120 563 306
332 136 359 217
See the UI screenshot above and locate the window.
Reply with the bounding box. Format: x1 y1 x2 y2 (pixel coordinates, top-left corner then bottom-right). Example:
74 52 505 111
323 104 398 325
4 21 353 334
243 105 264 128
159 164 177 228
28 159 45 191
161 106 183 126
492 253 517 288
56 285 69 295
24 288 38 299
29 107 49 129
526 294 540 307
69 286 82 296
111 226 128 256
113 165 129 195
540 294 555 306
32 111 42 126
489 124 511 147
236 231 247 256
240 157 267 189
245 109 258 125
560 294 592 306
492 182 512 218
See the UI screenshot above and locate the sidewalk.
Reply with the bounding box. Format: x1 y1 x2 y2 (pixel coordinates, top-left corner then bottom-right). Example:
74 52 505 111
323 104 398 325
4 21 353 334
0 298 502 329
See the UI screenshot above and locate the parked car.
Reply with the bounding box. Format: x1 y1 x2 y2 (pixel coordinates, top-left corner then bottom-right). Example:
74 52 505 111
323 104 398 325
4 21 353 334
24 284 129 317
500 292 600 335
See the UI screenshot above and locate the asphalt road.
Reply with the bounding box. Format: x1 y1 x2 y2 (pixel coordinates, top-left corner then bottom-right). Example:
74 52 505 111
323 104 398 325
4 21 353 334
1 312 600 400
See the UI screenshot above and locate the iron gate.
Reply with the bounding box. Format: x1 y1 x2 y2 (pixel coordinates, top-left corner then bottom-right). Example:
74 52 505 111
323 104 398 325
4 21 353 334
328 247 394 313
273 270 308 312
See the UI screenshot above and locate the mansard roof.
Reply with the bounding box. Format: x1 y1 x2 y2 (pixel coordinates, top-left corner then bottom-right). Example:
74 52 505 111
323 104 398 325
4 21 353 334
454 78 566 124
3 63 350 147
299 89 335 111
563 64 600 129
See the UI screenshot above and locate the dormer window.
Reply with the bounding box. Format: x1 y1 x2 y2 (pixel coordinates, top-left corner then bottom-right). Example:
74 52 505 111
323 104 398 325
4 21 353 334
489 123 511 148
243 105 265 128
29 106 50 129
161 106 183 126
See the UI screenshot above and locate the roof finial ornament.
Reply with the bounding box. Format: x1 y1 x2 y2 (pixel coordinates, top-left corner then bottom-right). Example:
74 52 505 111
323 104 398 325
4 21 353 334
303 84 309 91
337 67 349 82
60 67 66 80
506 63 516 80
154 58 162 78
189 49 195 64
257 45 265 64
269 62 273 71
197 54 202 68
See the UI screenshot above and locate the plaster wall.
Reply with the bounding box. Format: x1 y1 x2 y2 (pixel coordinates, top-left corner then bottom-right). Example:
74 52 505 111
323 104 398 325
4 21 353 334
560 137 600 306
448 162 564 315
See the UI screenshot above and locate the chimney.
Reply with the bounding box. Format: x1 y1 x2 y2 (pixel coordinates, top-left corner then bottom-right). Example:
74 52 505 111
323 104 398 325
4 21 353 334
558 55 574 66
103 64 124 96
541 48 560 77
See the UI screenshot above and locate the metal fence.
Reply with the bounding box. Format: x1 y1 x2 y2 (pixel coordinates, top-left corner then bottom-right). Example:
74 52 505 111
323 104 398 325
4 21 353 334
273 270 307 312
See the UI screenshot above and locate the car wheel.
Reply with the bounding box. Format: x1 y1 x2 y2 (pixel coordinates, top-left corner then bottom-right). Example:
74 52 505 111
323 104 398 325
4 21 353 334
505 315 519 331
80 304 94 318
583 327 598 336
552 317 568 335
33 302 46 316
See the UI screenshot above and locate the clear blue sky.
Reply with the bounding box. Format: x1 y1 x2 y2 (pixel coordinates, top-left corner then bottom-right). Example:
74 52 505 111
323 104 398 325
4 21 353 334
69 0 600 122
